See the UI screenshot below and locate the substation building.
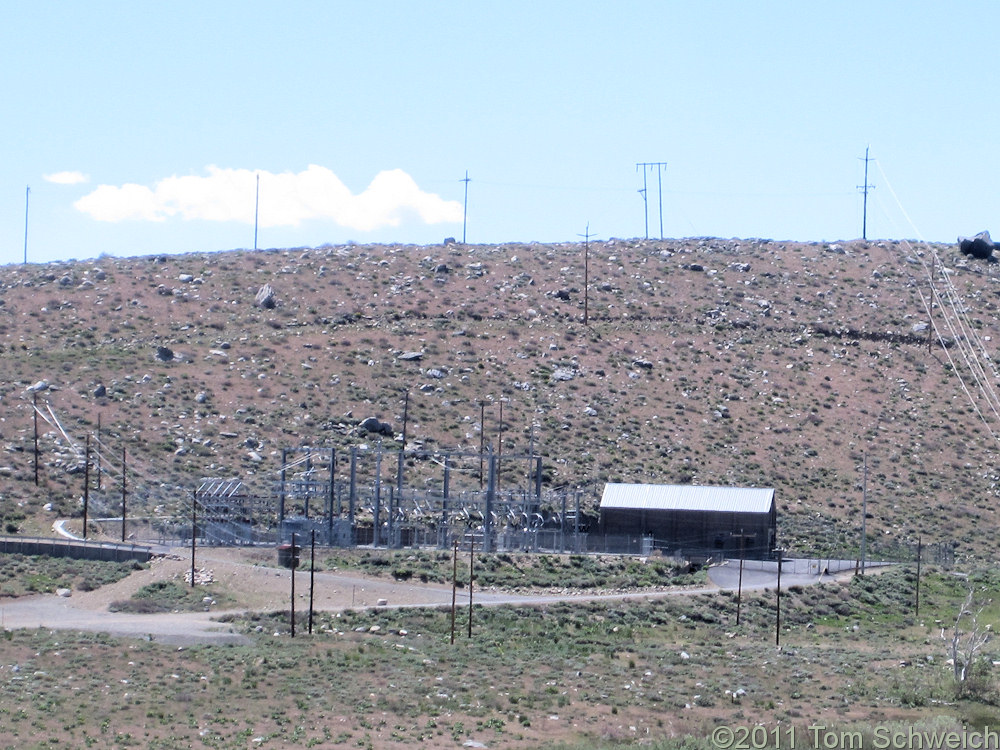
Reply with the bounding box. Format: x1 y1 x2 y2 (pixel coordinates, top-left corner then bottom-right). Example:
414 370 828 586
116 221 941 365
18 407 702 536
598 483 776 559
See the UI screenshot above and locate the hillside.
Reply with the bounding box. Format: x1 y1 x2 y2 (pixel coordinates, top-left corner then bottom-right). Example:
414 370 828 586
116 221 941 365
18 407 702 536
1 237 997 561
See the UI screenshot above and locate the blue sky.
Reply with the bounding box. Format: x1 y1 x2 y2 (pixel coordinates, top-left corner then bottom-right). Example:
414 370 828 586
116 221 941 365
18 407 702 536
4 1 998 265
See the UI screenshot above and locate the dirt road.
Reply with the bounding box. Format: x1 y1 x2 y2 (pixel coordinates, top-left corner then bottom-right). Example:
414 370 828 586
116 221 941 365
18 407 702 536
0 549 857 644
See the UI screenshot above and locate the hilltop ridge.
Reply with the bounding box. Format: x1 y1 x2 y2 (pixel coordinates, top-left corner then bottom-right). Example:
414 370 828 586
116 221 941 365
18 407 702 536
1 237 996 561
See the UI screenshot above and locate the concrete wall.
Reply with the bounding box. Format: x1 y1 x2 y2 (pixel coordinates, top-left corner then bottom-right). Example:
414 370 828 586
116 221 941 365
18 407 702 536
0 535 153 563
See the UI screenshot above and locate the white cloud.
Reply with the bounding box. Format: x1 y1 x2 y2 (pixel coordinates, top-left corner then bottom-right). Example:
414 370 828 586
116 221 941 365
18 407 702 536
74 165 462 230
44 171 90 185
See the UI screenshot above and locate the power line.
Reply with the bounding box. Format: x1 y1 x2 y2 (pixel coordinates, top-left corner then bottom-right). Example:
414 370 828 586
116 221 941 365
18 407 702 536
875 161 1000 451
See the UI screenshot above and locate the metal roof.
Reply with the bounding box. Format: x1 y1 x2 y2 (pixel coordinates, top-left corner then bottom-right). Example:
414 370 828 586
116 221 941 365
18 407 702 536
600 483 774 514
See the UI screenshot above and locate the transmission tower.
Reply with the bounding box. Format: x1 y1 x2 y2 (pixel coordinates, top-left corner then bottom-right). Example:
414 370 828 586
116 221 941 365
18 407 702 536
636 162 667 239
23 185 29 265
254 173 260 251
461 171 470 243
577 223 595 325
857 146 875 240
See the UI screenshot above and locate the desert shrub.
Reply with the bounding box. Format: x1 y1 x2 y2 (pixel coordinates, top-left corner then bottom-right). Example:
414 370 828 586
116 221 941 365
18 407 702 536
109 580 230 613
0 554 140 597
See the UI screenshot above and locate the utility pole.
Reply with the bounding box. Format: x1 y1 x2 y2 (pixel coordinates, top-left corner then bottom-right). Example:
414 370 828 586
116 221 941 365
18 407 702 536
497 397 504 492
775 549 784 647
927 259 935 353
374 441 382 547
450 539 458 644
578 223 594 325
467 538 475 638
479 399 486 489
95 413 102 490
121 446 127 543
23 186 30 265
32 392 39 486
254 173 260 251
308 530 316 635
190 490 197 588
461 171 470 244
397 390 409 498
290 532 296 637
915 536 922 617
636 162 667 239
736 529 745 626
83 435 90 539
637 166 648 239
857 146 875 241
657 164 664 239
860 451 868 575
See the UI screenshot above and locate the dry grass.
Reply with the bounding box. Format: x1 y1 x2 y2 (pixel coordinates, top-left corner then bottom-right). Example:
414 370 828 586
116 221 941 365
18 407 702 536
2 565 999 749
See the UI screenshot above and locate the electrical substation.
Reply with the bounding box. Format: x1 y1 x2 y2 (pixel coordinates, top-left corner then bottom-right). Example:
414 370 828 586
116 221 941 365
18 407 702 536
191 444 598 554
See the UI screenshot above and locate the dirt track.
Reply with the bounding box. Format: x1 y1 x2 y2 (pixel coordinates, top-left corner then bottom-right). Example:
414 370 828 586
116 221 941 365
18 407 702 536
1 547 464 644
0 548 847 645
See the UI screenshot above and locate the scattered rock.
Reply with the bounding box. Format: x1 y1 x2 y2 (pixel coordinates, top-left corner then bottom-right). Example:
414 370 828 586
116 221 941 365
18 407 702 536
397 351 424 362
56 588 72 598
155 346 174 362
255 284 278 309
27 379 49 392
93 383 107 398
958 231 994 260
184 568 215 585
359 417 393 436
